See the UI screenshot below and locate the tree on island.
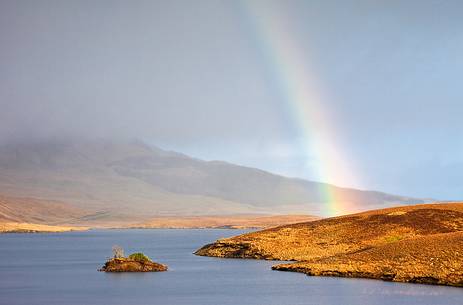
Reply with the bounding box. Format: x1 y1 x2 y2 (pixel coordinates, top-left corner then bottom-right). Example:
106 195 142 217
112 245 124 258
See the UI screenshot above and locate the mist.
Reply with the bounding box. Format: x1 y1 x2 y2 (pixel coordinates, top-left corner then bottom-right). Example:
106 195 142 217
1 0 463 199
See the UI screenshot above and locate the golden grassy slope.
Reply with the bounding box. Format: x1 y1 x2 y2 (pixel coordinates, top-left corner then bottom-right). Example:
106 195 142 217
131 214 319 229
274 231 463 286
0 222 88 233
195 202 463 286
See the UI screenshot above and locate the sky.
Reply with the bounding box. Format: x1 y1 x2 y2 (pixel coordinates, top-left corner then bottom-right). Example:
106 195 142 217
0 0 462 199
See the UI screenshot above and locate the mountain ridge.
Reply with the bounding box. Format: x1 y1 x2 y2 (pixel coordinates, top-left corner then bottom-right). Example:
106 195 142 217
0 138 426 217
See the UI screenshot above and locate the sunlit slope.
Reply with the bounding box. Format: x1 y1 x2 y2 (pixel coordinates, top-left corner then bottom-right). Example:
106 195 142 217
0 222 88 233
132 214 320 229
274 231 463 286
196 203 463 260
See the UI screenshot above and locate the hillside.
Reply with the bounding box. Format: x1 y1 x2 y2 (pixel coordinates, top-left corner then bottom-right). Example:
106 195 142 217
0 194 89 224
195 202 463 286
0 194 164 228
0 138 424 218
0 194 92 233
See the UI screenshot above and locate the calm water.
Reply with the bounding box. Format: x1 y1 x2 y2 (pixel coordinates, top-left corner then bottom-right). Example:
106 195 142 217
0 229 462 305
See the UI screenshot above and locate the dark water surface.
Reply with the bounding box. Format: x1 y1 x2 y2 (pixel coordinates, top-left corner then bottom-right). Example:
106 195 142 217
0 229 461 305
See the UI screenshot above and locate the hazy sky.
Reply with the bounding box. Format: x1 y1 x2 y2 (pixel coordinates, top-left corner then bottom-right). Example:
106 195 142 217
1 0 462 199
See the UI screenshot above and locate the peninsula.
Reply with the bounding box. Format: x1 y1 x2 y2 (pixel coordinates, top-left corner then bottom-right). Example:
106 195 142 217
195 202 463 287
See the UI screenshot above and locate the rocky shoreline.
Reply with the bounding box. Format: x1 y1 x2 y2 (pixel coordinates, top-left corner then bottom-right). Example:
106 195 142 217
272 264 462 287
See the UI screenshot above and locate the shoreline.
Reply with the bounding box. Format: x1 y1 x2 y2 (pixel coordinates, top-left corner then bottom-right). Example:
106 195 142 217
271 264 463 288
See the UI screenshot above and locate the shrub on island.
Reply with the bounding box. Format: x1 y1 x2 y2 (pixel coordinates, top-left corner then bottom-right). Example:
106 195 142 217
128 252 151 262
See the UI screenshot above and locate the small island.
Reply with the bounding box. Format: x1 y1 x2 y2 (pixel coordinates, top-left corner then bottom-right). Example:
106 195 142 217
99 246 168 272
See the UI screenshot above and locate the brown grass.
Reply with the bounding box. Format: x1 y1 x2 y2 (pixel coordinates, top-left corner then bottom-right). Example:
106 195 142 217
274 231 463 286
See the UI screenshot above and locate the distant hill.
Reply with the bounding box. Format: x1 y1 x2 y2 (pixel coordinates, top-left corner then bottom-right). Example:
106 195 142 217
0 138 425 218
0 194 91 232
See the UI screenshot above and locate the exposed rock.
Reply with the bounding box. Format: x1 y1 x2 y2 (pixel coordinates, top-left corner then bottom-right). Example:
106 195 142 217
196 241 272 259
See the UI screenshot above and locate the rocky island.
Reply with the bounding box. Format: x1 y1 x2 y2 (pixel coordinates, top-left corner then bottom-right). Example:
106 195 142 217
100 251 167 272
195 202 463 287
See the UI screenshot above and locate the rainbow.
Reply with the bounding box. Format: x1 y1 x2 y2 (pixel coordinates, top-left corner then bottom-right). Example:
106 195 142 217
237 1 362 216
